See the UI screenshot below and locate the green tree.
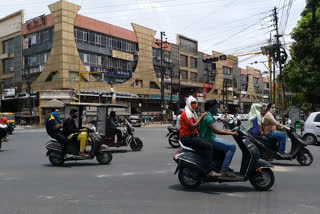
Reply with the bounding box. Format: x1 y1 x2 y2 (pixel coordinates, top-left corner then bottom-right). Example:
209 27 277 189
284 0 320 111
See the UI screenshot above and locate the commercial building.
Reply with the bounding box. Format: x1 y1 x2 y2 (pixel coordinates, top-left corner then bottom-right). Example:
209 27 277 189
0 0 269 122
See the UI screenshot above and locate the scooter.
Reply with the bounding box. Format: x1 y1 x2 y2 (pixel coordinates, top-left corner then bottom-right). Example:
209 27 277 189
45 127 113 166
248 127 313 166
166 126 180 148
173 125 275 191
0 124 8 150
102 118 143 151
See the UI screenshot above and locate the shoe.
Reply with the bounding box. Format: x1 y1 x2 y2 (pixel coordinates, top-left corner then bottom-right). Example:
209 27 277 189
206 171 222 178
79 152 89 158
277 152 289 157
225 167 234 172
220 170 238 177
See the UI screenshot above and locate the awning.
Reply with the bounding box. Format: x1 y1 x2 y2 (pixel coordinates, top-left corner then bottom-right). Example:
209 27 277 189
42 99 65 108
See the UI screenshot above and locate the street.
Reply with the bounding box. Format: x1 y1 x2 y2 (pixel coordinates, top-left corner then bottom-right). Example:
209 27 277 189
0 126 320 214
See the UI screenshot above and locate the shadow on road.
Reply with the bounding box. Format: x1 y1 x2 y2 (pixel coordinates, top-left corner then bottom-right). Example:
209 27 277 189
42 162 107 168
169 183 255 195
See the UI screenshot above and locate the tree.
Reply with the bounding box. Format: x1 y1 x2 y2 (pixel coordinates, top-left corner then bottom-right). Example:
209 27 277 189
284 0 320 111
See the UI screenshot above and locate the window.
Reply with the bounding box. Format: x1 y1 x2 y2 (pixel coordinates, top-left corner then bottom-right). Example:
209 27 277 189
3 59 14 73
69 71 79 81
213 89 218 95
180 55 188 67
46 72 58 81
3 39 14 54
134 80 143 87
253 77 259 84
314 114 320 122
223 66 232 75
83 54 89 63
150 81 160 89
224 79 232 87
241 74 247 82
180 70 188 80
190 72 197 82
264 82 269 88
190 57 197 68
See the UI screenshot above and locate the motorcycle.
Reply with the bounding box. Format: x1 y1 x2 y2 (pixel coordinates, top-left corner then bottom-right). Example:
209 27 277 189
0 124 8 150
248 127 313 166
173 125 275 191
102 118 143 151
45 127 113 166
166 126 180 148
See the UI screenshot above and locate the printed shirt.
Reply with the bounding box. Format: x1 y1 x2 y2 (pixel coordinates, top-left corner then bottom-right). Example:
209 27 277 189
199 112 216 142
179 111 197 137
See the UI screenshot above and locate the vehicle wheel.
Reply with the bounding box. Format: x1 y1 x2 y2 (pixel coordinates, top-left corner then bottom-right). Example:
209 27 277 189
178 167 201 189
0 142 2 150
96 152 113 165
303 134 317 145
297 148 313 166
168 133 180 148
130 137 143 151
249 168 274 191
48 151 65 166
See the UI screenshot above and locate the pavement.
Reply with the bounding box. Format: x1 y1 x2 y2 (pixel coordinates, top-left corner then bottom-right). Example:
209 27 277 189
1 126 320 214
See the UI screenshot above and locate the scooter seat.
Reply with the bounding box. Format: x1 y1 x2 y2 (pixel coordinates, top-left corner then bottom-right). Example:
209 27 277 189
254 135 270 143
179 140 195 151
49 137 60 143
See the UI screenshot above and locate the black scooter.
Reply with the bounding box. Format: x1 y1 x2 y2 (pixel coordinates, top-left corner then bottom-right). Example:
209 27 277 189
249 127 313 166
173 126 275 191
166 126 180 148
46 128 113 166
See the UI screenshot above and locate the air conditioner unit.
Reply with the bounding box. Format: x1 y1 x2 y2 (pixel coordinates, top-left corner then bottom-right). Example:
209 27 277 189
164 57 169 62
157 57 161 61
10 67 14 71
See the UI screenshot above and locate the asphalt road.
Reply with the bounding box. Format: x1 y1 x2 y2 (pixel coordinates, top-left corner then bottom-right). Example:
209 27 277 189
0 125 320 214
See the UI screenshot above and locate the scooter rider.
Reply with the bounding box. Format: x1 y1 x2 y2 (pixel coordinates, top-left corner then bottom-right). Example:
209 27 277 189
179 96 220 177
107 111 122 143
199 99 238 177
263 104 288 156
45 111 67 150
63 109 89 157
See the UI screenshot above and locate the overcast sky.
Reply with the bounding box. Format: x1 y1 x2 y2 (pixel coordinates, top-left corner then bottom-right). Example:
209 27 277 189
0 0 306 72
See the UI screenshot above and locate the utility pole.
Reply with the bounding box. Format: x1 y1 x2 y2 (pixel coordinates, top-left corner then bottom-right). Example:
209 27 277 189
178 68 181 109
160 31 166 124
25 66 33 124
170 64 173 114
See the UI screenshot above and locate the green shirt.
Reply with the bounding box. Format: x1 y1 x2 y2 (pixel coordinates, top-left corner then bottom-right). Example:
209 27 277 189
199 111 216 142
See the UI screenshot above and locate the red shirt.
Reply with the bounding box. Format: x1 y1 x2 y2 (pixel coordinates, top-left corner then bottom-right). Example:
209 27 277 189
179 110 197 137
0 117 8 124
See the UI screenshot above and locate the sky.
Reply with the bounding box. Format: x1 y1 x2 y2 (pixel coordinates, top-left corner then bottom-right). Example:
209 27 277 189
0 0 306 73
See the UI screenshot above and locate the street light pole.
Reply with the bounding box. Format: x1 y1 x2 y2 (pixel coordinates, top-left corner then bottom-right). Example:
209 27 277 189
160 31 166 124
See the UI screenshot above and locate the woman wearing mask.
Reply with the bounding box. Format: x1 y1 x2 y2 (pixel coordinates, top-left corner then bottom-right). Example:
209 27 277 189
263 104 288 155
180 96 218 177
248 103 263 136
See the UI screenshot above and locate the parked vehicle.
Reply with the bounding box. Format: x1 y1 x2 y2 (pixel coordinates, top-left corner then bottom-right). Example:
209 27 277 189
129 115 142 127
166 126 180 148
173 124 274 191
1 113 15 134
303 112 320 145
249 127 313 166
46 127 112 166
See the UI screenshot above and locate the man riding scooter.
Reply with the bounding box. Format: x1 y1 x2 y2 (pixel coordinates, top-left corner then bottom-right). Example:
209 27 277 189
63 109 89 157
107 111 123 143
199 99 238 177
179 96 220 177
45 111 67 150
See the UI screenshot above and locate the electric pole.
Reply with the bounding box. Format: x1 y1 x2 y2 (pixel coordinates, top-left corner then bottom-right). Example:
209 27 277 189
160 31 166 124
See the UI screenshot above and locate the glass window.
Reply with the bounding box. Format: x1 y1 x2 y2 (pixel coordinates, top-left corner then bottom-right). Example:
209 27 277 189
83 54 88 63
101 36 106 47
223 66 232 75
77 29 83 41
3 59 14 73
69 71 78 81
253 77 259 84
83 32 88 41
180 70 188 80
3 39 14 54
90 54 97 65
190 72 197 82
314 114 320 122
190 57 197 68
180 55 188 67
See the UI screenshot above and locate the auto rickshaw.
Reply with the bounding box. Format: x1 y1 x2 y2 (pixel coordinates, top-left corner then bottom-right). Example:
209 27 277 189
65 102 143 151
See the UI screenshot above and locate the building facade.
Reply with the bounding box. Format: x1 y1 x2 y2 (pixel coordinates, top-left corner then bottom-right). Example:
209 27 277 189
0 0 269 122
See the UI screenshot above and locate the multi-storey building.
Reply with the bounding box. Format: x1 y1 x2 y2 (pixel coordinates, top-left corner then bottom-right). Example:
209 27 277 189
0 0 269 122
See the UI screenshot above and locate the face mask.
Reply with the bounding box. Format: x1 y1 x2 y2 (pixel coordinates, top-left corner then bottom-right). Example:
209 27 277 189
191 103 197 110
270 108 276 114
212 108 219 115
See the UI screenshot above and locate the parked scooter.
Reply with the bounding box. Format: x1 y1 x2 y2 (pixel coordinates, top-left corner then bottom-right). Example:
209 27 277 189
46 127 113 166
248 127 313 166
173 125 275 191
103 118 143 151
166 126 180 148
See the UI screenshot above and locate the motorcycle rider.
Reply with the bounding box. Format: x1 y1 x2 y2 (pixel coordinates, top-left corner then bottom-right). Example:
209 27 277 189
63 109 89 157
0 114 8 142
45 111 67 150
199 99 238 177
248 103 263 136
107 111 122 143
263 104 288 156
180 96 220 177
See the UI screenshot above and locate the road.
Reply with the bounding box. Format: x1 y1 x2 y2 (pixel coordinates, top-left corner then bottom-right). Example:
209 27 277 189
0 125 320 214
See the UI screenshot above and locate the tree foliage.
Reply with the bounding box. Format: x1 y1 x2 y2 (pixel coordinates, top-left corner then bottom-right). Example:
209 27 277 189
284 0 320 109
